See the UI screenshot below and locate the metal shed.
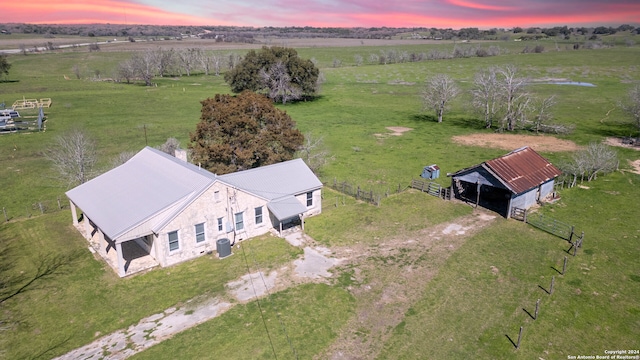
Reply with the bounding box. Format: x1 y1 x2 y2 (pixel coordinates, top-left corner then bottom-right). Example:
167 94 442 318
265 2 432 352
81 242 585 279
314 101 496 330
421 164 440 180
450 147 562 218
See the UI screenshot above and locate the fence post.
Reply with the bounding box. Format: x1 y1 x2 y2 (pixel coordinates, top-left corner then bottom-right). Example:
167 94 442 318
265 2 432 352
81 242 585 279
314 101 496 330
569 225 575 243
38 202 44 214
562 256 567 275
398 183 401 193
516 326 523 349
2 207 7 222
578 232 584 248
550 276 555 294
57 196 62 209
356 186 360 200
534 299 540 320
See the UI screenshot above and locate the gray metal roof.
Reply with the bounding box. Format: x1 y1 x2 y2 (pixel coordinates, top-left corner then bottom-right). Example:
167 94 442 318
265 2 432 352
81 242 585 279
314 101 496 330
218 158 323 201
66 147 216 242
267 195 309 221
66 149 322 242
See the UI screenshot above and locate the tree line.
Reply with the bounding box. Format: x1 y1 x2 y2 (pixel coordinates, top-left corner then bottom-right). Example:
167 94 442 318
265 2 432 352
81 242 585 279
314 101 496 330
2 23 637 40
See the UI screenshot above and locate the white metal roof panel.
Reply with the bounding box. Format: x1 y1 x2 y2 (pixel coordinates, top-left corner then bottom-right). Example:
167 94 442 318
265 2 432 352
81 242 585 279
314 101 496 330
218 158 322 201
267 196 308 220
66 147 216 241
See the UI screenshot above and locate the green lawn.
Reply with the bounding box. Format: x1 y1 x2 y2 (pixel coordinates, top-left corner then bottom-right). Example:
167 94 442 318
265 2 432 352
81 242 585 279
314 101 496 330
1 36 639 359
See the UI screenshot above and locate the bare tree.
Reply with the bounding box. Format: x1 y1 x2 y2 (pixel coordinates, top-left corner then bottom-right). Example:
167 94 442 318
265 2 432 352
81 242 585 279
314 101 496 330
354 54 363 66
131 50 157 86
154 48 176 77
177 48 199 76
471 67 500 128
111 151 136 168
227 53 241 70
44 129 97 187
564 143 618 182
621 84 640 137
259 61 302 104
296 132 332 174
421 74 460 123
72 64 82 79
117 58 136 84
157 137 181 155
530 95 556 134
496 65 530 131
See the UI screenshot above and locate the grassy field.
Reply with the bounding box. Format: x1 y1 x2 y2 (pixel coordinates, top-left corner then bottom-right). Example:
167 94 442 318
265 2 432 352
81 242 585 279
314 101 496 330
0 34 639 359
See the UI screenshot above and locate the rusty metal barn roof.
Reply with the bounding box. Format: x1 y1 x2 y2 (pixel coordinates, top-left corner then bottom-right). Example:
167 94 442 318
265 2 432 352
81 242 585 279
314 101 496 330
483 146 562 194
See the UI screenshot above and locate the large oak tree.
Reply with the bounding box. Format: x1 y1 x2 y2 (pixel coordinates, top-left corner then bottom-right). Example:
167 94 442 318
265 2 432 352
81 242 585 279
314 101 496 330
189 91 304 174
224 46 319 103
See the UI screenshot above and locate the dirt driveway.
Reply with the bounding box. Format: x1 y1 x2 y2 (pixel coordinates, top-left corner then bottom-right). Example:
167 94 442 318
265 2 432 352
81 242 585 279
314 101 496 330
55 210 497 360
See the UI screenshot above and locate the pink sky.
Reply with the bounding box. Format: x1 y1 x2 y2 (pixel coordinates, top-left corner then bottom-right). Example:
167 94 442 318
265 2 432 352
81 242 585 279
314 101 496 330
3 0 639 28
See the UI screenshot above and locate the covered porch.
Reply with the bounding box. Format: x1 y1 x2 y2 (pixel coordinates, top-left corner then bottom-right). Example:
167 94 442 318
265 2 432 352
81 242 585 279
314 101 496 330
71 204 159 277
267 196 307 237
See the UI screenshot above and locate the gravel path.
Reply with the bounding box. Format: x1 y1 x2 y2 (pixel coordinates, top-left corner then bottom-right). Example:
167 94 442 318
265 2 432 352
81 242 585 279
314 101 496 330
54 231 340 360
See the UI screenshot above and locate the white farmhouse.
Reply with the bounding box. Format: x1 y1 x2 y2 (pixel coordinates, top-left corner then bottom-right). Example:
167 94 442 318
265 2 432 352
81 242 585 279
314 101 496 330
66 147 323 277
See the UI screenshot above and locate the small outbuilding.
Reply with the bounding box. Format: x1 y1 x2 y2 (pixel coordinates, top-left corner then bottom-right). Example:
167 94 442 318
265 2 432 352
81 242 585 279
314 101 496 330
450 146 562 218
421 164 440 180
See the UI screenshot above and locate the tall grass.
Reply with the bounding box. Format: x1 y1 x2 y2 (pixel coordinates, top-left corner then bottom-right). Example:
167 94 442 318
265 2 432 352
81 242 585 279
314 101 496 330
0 38 639 359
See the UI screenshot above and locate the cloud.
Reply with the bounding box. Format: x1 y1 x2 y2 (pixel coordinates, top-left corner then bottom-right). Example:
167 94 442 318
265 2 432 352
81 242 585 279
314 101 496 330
2 0 638 28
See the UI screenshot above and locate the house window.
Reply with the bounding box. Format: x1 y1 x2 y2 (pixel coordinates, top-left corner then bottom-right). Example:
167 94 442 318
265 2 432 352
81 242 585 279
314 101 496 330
168 230 179 252
255 206 263 224
234 212 244 231
306 191 313 207
217 217 224 232
195 223 205 243
214 190 220 202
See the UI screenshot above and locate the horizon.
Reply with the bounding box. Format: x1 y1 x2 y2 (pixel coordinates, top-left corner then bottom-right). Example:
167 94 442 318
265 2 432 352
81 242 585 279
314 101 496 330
3 0 640 30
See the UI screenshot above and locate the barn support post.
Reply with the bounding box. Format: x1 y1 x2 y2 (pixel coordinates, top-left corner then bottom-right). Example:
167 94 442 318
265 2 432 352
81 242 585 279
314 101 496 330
84 215 92 240
116 242 125 277
475 181 480 208
70 200 79 225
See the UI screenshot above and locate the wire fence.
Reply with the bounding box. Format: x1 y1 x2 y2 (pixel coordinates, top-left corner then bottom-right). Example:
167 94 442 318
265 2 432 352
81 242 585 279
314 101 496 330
1 195 68 223
324 177 407 206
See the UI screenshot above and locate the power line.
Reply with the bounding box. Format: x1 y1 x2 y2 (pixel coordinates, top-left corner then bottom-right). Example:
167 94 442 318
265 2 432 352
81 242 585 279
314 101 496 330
240 244 278 360
246 241 299 360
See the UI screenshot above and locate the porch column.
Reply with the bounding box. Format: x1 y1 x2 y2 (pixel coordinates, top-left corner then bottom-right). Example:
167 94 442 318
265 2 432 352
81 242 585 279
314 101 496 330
84 216 91 240
116 242 126 277
69 201 78 225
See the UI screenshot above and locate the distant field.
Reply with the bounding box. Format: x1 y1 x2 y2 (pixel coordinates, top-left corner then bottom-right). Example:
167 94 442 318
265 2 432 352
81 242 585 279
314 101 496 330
0 34 638 359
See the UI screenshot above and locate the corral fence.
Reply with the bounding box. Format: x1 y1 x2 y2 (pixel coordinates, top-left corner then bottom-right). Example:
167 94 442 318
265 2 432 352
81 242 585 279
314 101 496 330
327 178 400 206
2 196 68 222
511 207 584 247
410 179 451 200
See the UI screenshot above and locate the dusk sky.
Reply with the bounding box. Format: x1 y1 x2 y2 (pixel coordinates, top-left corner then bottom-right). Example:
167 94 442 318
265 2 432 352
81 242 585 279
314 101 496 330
4 0 640 29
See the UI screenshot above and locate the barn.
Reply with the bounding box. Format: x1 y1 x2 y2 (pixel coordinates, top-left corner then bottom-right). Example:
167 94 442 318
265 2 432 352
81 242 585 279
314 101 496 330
450 146 562 218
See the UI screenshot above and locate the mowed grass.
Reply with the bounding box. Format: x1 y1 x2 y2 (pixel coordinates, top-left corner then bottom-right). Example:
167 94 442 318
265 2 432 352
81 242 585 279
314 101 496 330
380 170 640 359
0 37 639 359
0 211 302 359
130 283 354 360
